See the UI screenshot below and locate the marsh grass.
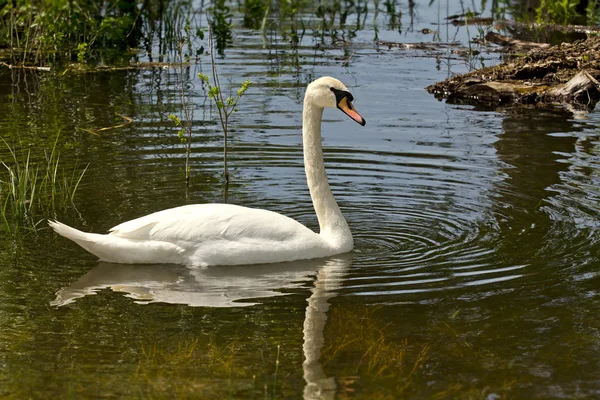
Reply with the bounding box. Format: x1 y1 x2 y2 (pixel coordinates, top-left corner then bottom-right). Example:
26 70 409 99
426 318 518 399
136 337 248 379
0 0 140 65
322 306 430 396
134 337 288 398
0 135 87 236
0 0 205 66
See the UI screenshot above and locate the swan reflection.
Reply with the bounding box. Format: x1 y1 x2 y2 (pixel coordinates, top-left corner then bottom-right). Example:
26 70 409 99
52 256 351 398
302 256 349 399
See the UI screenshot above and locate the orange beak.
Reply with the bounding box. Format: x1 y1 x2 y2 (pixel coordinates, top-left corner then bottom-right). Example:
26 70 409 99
338 96 366 126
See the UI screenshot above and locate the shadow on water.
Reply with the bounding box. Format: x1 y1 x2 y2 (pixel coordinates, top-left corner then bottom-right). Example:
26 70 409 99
52 255 352 399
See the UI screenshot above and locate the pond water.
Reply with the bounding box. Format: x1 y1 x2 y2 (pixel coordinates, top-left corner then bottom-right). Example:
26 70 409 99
2 1 600 398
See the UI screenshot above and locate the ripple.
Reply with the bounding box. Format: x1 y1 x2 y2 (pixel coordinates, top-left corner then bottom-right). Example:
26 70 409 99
99 123 534 303
94 45 600 308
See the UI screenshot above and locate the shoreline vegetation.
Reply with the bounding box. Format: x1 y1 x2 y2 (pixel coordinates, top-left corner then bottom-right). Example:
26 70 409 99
1 0 599 107
0 0 598 68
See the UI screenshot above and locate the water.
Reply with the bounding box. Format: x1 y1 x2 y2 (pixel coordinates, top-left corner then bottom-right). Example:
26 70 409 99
2 1 600 398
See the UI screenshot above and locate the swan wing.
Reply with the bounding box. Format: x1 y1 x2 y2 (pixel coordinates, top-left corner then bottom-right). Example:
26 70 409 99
109 203 317 243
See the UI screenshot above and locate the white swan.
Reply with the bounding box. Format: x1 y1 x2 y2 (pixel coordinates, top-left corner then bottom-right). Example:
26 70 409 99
49 76 366 267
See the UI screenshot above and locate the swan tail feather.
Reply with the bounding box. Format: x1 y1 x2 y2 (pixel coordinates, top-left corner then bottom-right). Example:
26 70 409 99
49 220 186 264
48 220 96 243
49 220 115 260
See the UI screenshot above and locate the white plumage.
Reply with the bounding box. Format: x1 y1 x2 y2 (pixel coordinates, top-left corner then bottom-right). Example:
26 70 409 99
49 76 366 267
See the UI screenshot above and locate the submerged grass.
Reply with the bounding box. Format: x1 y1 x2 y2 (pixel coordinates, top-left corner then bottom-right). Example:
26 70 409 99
321 306 520 398
0 135 87 236
134 337 285 398
322 305 430 397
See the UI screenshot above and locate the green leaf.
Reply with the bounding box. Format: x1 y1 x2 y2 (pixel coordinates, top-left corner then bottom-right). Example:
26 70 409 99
168 113 182 126
198 73 210 83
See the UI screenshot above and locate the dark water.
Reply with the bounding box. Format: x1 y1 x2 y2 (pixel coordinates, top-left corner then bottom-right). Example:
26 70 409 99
2 1 600 399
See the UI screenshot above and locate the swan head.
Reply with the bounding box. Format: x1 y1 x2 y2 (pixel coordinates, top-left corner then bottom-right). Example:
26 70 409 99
306 77 366 126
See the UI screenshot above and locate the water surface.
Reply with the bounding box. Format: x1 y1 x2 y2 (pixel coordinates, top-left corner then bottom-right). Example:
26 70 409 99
1 1 600 398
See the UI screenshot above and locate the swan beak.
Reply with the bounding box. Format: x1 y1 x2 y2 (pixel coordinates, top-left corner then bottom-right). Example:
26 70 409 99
338 97 366 126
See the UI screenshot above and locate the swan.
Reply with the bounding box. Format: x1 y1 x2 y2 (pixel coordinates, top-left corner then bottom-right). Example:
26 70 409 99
49 76 366 267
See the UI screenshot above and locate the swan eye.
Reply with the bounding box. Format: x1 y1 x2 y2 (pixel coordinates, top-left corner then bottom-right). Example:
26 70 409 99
330 87 353 104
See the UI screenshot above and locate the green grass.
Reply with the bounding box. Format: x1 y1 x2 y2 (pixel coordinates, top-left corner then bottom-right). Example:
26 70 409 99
0 0 196 66
0 135 88 236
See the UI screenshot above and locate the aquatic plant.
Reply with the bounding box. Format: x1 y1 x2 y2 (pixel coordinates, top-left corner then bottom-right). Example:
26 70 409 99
243 0 271 30
168 32 198 189
0 135 87 236
199 29 252 186
0 0 420 67
322 305 430 396
0 0 209 66
536 0 580 25
585 0 600 24
134 337 288 398
313 0 368 44
159 0 200 58
209 0 234 55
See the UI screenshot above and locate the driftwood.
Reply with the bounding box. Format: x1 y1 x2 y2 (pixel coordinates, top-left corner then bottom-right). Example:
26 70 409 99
0 61 187 74
375 41 453 51
450 17 494 26
494 19 600 37
484 32 551 50
0 61 51 71
444 17 600 37
549 70 600 102
77 113 134 136
426 36 600 108
65 61 185 73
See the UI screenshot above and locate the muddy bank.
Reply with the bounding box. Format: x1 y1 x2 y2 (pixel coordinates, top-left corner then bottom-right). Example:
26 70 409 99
426 36 600 109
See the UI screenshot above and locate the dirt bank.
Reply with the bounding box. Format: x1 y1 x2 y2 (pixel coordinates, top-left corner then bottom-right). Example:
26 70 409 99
426 36 600 109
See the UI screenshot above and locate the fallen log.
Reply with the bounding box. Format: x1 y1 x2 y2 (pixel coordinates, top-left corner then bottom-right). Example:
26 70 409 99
485 32 551 51
494 19 600 38
547 70 600 103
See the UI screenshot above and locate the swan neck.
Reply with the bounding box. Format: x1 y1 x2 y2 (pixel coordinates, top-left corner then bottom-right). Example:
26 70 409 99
302 99 352 250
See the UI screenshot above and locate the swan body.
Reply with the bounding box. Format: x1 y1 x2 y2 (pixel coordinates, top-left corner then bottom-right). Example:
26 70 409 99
50 204 340 266
50 76 366 267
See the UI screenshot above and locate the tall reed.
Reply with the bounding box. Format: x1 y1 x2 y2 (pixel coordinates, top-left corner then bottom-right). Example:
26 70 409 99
0 135 88 236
